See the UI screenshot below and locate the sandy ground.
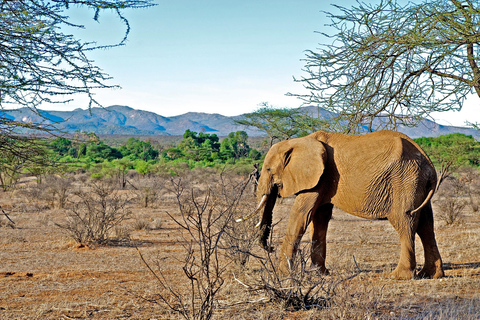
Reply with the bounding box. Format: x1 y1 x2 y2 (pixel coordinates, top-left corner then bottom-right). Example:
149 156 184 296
0 176 479 319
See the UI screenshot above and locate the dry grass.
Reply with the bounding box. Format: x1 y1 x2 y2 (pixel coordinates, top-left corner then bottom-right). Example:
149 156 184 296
0 169 479 319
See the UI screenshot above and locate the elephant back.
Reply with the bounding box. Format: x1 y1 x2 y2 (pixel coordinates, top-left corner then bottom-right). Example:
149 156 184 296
327 131 436 219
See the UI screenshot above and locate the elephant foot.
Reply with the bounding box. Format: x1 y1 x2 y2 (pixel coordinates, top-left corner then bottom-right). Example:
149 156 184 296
260 239 274 253
432 270 445 279
262 245 275 253
389 266 415 280
317 266 330 275
311 262 329 275
417 266 444 279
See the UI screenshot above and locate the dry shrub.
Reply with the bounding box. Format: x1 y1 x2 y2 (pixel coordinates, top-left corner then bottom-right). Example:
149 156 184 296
237 242 348 312
215 170 258 268
233 245 391 319
435 176 467 225
132 216 163 231
16 179 52 211
132 217 150 231
15 187 51 213
45 175 73 209
19 174 74 210
458 166 480 213
469 194 480 213
131 175 164 208
139 170 252 320
221 212 258 269
18 182 45 200
56 181 132 245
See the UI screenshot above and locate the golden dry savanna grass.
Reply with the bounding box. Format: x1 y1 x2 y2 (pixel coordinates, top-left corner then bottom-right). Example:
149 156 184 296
0 170 479 319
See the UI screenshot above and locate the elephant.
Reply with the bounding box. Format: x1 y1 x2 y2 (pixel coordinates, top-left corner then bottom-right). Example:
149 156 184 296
247 130 444 280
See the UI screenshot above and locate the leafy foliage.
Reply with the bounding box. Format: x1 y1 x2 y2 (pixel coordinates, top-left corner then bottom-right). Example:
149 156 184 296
177 129 221 162
5 130 261 182
50 137 73 156
414 133 480 169
220 131 250 160
7 130 477 185
0 136 50 190
162 130 258 165
119 138 159 161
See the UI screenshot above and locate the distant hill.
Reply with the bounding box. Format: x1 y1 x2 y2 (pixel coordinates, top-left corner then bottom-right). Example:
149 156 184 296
1 105 478 139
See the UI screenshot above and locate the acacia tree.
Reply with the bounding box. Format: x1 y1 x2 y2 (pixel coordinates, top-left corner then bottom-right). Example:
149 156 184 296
0 1 153 110
296 0 480 132
0 0 153 177
235 103 330 145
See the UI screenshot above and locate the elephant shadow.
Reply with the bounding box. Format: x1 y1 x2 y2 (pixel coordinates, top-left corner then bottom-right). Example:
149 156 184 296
442 261 480 271
356 261 480 277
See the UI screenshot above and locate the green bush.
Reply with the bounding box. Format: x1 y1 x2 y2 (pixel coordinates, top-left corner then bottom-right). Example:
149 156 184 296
91 172 103 180
119 137 159 161
414 133 480 169
134 160 152 175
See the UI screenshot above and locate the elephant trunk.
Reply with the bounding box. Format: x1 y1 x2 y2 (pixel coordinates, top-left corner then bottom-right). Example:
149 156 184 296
258 185 278 253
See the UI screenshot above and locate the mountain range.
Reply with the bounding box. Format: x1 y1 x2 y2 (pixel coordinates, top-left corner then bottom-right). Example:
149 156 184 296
1 105 478 139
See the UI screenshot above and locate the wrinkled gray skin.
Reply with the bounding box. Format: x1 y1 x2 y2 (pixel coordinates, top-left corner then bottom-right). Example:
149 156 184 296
255 130 444 280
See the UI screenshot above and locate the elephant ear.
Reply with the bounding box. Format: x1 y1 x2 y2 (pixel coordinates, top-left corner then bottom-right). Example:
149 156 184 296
280 138 327 198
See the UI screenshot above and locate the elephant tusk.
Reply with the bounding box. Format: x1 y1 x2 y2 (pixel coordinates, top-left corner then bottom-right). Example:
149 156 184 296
254 194 268 213
235 195 268 223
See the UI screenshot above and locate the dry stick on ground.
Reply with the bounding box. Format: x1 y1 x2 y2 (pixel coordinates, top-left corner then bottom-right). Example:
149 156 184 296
0 204 15 225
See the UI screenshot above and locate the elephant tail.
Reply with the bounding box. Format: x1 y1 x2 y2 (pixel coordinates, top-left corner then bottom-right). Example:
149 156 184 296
407 181 435 216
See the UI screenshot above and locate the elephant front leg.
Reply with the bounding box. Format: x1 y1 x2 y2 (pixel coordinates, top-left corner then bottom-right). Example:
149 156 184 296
279 192 320 274
310 203 333 274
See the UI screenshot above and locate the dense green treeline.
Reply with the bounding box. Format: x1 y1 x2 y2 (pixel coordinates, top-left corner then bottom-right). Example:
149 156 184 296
40 131 480 173
0 130 265 190
0 130 478 191
414 133 480 169
46 130 263 178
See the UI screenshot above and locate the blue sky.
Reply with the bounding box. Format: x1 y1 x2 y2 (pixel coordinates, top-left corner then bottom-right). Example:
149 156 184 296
58 1 479 127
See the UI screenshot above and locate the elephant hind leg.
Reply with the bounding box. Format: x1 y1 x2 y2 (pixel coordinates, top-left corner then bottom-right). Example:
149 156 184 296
310 203 333 274
388 214 417 280
416 203 444 279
